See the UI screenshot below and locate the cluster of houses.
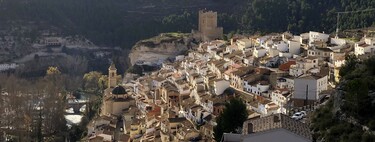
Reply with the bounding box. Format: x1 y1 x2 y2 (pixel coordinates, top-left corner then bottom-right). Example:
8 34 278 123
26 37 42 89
86 28 375 142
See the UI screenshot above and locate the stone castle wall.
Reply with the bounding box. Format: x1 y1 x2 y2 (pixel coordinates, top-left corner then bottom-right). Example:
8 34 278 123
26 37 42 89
196 10 223 41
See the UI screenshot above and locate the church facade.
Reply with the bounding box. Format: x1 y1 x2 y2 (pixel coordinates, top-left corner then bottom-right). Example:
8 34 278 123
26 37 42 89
101 63 135 116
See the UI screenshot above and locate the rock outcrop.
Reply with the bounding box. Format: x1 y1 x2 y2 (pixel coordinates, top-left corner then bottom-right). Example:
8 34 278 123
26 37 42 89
128 33 193 66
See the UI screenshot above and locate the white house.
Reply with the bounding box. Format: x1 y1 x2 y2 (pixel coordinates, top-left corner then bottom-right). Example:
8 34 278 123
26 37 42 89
268 48 280 57
307 48 332 59
287 40 301 55
236 38 253 50
276 77 294 89
271 89 291 114
253 47 267 58
289 57 319 77
354 37 375 56
272 41 288 52
257 36 270 47
328 37 347 51
244 80 270 96
211 79 230 95
293 74 328 106
308 31 329 47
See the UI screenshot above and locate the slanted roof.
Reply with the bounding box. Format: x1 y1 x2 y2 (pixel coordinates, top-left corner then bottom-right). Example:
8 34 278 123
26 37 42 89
109 62 116 70
279 61 296 71
316 47 333 52
168 117 187 123
242 113 312 140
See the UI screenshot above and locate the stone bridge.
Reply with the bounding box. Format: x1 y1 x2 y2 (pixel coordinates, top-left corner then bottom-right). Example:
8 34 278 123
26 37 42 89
67 98 88 114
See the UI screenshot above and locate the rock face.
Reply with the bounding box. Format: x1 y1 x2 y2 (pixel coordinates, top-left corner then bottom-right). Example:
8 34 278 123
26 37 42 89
129 33 192 66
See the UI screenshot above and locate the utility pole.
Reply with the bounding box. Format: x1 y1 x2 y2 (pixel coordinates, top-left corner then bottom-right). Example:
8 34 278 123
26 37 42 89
336 13 340 38
304 85 308 106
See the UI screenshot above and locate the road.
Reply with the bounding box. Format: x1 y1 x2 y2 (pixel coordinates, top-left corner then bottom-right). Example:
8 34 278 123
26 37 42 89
114 119 124 141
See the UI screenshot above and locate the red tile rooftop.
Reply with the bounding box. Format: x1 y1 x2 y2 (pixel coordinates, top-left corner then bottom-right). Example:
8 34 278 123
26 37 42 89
278 61 296 71
147 105 161 117
359 43 370 47
232 63 242 69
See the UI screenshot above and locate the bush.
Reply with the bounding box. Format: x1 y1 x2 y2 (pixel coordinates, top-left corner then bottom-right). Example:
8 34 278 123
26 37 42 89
368 120 375 131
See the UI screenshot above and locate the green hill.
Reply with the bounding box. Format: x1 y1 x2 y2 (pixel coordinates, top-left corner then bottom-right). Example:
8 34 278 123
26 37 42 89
0 0 374 48
311 56 375 142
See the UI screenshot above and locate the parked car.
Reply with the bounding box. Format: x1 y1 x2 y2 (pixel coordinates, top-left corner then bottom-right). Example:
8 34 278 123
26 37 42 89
291 111 306 120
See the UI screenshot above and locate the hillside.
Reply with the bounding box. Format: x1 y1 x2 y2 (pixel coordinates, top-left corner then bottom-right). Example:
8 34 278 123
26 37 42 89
311 56 375 142
0 0 374 49
128 32 192 66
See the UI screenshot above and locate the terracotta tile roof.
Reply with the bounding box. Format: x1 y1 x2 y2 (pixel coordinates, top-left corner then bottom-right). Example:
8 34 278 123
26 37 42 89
358 43 370 47
147 105 161 118
278 61 296 71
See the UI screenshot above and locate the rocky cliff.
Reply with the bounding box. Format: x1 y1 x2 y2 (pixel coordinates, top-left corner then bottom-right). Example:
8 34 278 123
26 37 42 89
128 33 193 66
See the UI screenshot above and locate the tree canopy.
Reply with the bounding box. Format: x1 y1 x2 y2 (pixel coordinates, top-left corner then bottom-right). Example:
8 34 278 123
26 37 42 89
311 56 375 141
1 0 374 48
214 98 248 141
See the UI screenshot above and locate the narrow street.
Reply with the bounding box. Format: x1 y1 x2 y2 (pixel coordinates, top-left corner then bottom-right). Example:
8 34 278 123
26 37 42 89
114 119 124 141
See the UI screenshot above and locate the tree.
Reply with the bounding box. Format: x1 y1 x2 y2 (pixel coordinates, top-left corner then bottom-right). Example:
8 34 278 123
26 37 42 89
98 75 108 91
339 54 359 77
43 67 67 140
83 71 103 92
214 98 248 141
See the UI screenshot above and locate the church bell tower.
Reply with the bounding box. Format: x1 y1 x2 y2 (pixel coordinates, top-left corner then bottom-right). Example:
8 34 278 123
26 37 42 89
108 63 117 88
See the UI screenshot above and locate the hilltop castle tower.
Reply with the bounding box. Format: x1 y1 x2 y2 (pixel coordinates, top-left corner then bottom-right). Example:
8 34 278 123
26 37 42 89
108 63 117 88
194 10 223 41
199 10 218 32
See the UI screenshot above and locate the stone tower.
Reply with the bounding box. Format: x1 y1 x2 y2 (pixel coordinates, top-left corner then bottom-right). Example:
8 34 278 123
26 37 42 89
198 10 218 32
108 63 117 88
197 10 223 41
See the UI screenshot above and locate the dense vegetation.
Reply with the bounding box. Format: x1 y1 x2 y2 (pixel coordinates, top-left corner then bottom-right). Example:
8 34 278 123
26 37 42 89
213 98 248 142
238 0 375 34
311 56 375 142
340 56 375 127
0 67 69 141
1 0 374 49
0 68 114 141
